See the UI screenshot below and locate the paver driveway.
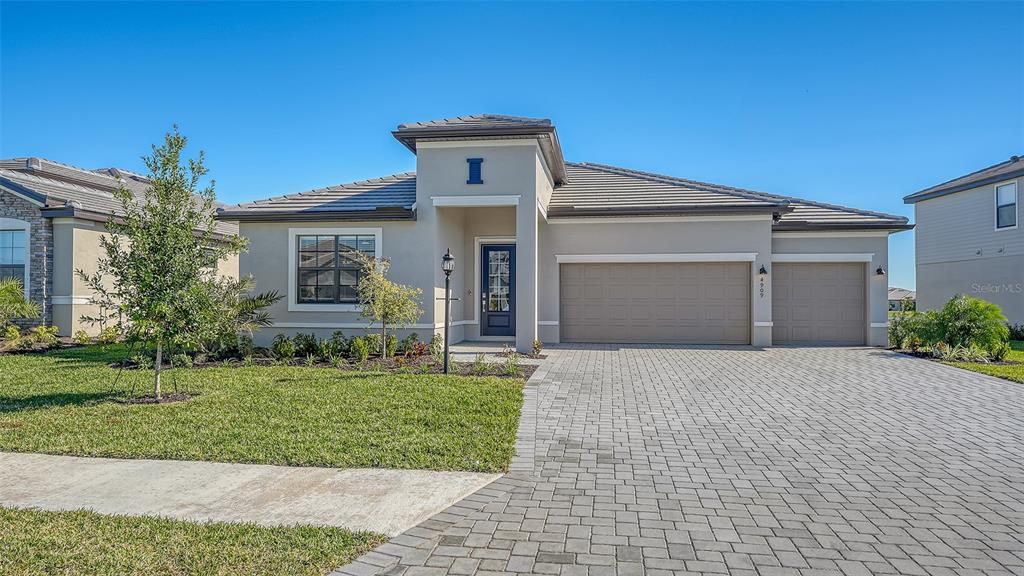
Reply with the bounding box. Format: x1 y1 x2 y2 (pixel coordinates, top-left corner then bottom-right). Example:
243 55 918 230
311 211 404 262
336 346 1024 576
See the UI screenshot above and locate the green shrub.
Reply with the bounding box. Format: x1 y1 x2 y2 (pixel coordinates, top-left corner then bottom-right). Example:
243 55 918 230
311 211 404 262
29 326 60 347
271 334 296 361
72 330 93 345
325 331 349 357
171 353 194 368
428 333 443 357
236 335 255 359
502 351 522 377
348 336 369 363
930 342 990 363
1008 323 1024 341
472 353 489 375
931 295 1008 353
97 326 120 345
990 341 1011 362
293 333 319 357
399 333 420 356
532 340 543 356
3 325 21 342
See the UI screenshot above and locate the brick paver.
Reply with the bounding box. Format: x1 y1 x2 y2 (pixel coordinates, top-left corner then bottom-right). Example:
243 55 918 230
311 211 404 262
335 346 1024 575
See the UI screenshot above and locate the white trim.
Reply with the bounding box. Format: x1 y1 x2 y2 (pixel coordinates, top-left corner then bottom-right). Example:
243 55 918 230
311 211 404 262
52 295 93 305
772 231 891 238
432 195 520 207
994 179 1018 232
51 217 96 227
0 184 45 207
536 197 547 221
753 321 774 327
551 214 773 224
555 252 758 264
416 139 539 150
286 227 383 313
0 217 31 299
870 322 889 328
771 253 874 263
473 236 517 328
538 320 559 326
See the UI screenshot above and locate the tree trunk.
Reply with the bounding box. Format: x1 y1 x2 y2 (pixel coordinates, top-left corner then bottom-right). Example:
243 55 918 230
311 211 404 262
381 322 387 358
154 341 162 401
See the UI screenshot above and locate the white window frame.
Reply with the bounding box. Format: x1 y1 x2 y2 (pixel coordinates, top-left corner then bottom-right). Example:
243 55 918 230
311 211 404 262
0 217 30 299
995 180 1018 231
287 227 382 312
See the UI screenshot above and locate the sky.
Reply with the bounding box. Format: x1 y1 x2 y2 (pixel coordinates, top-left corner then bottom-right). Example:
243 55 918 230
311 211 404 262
2 2 1023 291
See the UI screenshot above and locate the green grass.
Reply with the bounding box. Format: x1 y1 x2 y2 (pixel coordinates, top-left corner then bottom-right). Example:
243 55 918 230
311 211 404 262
948 340 1024 384
0 506 385 576
0 345 523 472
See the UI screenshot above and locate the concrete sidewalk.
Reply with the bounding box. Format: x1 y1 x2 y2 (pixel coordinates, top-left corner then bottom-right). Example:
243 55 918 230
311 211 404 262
0 452 500 535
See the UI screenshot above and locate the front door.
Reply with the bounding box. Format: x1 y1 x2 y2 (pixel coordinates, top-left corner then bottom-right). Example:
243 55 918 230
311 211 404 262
480 244 516 336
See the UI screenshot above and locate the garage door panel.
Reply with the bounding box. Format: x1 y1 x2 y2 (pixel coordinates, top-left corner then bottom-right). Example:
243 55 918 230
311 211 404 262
561 262 750 344
772 262 865 345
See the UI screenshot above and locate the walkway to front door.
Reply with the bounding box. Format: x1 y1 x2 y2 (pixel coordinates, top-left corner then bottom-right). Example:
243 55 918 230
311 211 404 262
480 244 515 337
335 345 1024 575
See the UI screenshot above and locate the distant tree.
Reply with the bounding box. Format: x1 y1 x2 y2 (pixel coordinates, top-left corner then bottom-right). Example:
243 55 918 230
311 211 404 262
78 127 245 400
355 254 423 357
0 279 39 329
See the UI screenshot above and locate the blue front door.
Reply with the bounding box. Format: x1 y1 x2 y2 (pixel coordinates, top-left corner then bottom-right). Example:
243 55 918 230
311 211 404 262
480 244 515 337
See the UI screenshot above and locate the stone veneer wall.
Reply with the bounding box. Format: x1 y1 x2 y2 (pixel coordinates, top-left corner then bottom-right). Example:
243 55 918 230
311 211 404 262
0 190 52 327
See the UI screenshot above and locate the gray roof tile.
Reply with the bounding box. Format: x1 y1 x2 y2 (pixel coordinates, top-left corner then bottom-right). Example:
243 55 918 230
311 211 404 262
904 154 1024 203
396 114 552 131
218 173 416 221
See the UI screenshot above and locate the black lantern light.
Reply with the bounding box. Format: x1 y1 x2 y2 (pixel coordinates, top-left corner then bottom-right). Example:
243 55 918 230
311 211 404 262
441 249 455 374
876 266 886 276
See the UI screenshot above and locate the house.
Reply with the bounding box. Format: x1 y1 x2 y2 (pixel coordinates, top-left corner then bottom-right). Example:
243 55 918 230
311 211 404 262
904 155 1022 324
888 287 916 311
217 115 912 351
0 157 239 335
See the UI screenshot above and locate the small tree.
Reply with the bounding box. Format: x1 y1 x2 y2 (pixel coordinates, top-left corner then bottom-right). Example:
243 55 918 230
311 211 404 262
78 127 245 400
355 254 423 357
0 279 39 329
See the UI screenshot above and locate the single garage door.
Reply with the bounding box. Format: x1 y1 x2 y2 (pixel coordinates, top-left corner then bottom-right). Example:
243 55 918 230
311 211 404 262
560 262 750 344
772 262 865 345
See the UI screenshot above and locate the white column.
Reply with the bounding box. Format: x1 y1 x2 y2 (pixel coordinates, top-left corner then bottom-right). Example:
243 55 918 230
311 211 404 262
515 201 538 353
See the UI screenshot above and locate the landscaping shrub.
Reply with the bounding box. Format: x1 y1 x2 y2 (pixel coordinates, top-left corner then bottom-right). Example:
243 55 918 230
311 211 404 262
990 341 1011 362
929 295 1008 353
97 326 120 345
399 333 419 356
929 342 990 363
348 336 369 363
29 326 60 347
325 331 349 357
532 339 543 356
293 333 319 357
171 353 194 368
472 353 488 375
1008 323 1024 341
428 333 443 357
502 350 522 377
3 325 20 342
271 334 296 361
236 335 255 359
73 330 93 345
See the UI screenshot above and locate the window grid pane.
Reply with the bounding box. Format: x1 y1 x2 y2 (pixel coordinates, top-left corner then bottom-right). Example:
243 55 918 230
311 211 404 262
296 234 375 304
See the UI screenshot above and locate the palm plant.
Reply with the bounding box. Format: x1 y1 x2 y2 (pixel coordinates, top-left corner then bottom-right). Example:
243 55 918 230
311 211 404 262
0 279 39 329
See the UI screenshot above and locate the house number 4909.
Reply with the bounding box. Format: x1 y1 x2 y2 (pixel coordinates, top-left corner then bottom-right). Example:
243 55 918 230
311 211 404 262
759 276 765 298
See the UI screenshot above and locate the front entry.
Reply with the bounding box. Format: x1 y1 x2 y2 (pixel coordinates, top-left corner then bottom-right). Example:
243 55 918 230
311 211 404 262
480 244 516 336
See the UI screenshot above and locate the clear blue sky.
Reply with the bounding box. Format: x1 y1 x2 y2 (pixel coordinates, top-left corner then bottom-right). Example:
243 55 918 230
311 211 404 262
3 2 1023 290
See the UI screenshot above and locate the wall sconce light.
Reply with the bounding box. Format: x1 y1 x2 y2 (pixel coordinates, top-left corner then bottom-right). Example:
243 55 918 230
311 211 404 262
876 266 886 276
758 265 768 275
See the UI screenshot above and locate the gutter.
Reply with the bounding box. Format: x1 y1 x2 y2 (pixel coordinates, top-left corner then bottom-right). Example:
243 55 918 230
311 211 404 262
903 167 1024 204
215 206 416 223
547 203 791 219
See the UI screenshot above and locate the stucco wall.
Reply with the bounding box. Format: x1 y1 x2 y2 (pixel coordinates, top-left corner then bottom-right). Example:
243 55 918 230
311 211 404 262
0 190 52 327
771 233 891 346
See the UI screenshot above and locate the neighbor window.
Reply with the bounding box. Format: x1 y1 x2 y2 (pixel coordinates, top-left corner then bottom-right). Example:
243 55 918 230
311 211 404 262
996 181 1017 229
296 234 376 303
0 229 26 284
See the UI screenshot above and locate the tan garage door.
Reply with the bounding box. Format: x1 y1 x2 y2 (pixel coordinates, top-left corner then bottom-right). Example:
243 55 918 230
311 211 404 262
772 263 865 345
560 262 750 344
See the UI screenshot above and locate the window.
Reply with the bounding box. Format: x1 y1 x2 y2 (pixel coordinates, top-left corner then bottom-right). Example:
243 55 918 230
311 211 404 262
296 234 376 304
467 158 483 184
0 229 26 284
996 181 1017 229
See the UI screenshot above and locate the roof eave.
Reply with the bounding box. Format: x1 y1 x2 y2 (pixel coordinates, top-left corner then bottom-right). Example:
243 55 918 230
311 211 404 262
215 207 416 222
547 204 788 219
40 207 239 240
904 167 1024 204
772 221 914 232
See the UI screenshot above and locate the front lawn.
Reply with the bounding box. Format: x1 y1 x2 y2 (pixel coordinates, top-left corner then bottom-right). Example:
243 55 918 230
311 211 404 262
0 345 523 472
948 340 1024 384
0 506 385 576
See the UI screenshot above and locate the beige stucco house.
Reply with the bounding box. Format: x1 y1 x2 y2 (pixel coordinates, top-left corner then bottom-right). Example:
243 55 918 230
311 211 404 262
904 155 1023 324
219 115 911 352
0 157 239 335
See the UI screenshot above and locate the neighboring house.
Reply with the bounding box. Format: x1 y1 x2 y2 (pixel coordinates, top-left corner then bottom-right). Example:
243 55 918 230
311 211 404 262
218 114 912 352
0 157 239 335
904 155 1023 324
888 287 916 311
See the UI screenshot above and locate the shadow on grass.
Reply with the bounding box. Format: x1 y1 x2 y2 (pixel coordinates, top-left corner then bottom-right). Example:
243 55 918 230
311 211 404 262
44 344 134 367
0 390 126 413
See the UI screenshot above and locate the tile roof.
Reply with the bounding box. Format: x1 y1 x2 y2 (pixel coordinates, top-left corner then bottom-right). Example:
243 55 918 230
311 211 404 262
0 157 238 236
217 173 417 221
904 154 1024 203
220 161 910 230
888 287 916 300
396 114 553 131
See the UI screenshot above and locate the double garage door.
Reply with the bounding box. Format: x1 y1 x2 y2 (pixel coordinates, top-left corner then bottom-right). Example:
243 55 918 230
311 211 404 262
559 261 865 345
